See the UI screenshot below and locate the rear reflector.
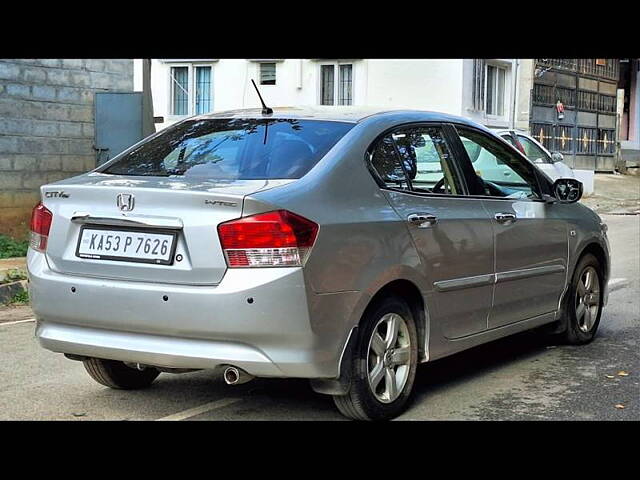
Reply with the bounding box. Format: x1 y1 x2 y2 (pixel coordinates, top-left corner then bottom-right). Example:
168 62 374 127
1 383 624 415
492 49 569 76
218 210 318 267
30 202 53 252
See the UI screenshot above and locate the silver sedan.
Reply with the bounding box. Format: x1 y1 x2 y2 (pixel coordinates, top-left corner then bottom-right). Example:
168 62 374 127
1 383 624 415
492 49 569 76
28 107 610 420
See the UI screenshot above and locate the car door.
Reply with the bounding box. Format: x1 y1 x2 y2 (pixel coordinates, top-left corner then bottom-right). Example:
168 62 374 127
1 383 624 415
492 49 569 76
367 124 495 339
454 126 568 328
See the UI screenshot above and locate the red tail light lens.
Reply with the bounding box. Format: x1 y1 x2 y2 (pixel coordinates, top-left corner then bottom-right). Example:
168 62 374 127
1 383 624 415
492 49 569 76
30 202 53 252
218 210 319 267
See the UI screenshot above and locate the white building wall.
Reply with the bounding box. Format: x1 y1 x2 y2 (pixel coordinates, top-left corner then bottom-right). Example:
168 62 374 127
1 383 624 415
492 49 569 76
135 59 515 131
363 59 464 113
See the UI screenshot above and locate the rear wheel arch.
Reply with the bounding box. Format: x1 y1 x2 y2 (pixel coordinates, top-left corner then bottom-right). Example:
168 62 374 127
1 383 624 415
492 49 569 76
363 280 428 362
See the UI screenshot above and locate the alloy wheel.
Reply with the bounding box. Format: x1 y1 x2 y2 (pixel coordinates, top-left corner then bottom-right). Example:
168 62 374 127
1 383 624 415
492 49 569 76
575 266 600 333
367 313 411 404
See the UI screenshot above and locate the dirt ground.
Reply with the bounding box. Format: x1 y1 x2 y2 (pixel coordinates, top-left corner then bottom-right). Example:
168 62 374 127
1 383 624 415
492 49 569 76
581 173 640 215
0 304 33 323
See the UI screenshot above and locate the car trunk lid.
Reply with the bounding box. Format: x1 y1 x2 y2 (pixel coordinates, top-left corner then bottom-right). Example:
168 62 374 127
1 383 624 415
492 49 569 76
42 174 291 285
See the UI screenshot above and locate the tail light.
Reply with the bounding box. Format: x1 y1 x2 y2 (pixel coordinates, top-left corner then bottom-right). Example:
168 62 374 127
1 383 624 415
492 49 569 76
30 202 53 252
218 210 318 267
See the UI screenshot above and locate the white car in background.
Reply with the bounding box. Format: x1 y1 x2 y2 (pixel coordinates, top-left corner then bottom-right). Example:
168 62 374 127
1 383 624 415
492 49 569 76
492 129 574 180
492 129 594 195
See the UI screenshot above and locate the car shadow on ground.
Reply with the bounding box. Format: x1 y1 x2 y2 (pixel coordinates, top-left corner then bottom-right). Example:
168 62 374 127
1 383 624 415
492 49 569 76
78 329 554 420
413 330 551 393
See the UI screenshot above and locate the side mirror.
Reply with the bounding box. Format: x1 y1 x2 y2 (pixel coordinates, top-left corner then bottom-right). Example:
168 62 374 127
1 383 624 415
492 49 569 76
552 178 583 203
551 152 564 163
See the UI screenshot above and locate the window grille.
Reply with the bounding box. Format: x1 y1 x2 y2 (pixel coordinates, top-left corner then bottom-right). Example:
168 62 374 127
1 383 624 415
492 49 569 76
577 127 598 154
531 123 554 151
472 59 486 111
195 66 212 114
597 128 616 155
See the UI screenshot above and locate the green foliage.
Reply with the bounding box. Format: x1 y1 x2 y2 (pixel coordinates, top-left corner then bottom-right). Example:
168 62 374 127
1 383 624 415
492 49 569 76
7 290 29 305
0 235 29 259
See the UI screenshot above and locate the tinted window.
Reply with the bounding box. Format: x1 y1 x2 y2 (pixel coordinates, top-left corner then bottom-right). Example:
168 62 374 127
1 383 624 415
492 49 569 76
457 128 541 200
369 135 409 190
392 127 464 195
101 118 354 180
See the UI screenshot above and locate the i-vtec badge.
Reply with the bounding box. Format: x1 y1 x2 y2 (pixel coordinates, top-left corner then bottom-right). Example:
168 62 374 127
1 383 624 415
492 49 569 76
116 193 135 212
44 191 69 198
205 200 237 207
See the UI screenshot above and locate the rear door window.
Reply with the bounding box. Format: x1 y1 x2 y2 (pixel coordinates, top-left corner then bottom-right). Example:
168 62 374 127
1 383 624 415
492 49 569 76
367 125 466 195
392 127 464 195
369 135 411 190
101 118 355 180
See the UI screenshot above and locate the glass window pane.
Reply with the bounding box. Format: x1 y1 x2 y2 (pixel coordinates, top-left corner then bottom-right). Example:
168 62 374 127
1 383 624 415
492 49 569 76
458 128 540 200
497 68 505 116
370 135 408 189
321 65 334 105
260 63 276 85
517 135 550 163
392 128 463 194
102 119 355 180
486 65 506 116
338 64 353 105
195 66 212 115
171 67 189 115
486 65 495 114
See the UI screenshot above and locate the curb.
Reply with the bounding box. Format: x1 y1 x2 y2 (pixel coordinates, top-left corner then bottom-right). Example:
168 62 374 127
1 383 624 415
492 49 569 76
0 280 28 304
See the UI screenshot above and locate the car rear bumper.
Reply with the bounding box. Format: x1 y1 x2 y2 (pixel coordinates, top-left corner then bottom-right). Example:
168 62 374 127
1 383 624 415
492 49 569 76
28 251 355 379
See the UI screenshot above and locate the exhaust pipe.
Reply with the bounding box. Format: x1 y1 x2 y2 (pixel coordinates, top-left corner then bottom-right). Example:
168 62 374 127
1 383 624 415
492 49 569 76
223 366 254 385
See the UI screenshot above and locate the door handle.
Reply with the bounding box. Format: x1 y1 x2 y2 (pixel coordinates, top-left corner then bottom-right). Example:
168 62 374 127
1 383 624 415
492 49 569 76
407 213 438 228
494 212 517 224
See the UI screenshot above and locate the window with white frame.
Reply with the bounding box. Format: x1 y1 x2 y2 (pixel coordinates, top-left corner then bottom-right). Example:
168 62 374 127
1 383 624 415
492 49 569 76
260 62 276 85
485 64 507 117
320 62 353 105
169 64 214 116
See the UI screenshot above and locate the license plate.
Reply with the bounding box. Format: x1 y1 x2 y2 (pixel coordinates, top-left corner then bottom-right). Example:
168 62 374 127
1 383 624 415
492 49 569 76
76 227 177 265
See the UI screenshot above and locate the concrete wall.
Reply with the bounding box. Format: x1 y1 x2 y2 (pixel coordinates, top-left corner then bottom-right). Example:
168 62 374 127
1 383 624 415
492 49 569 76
0 59 133 238
514 59 535 132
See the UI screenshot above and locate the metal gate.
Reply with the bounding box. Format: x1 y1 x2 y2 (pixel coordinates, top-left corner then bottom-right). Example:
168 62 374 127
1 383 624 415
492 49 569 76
94 92 144 165
529 59 619 171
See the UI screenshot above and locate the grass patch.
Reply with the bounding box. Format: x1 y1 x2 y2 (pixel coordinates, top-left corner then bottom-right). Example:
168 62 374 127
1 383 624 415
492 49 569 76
0 234 29 259
5 290 29 306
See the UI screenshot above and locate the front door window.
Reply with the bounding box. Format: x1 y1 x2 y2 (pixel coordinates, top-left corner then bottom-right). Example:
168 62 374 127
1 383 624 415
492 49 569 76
457 128 541 200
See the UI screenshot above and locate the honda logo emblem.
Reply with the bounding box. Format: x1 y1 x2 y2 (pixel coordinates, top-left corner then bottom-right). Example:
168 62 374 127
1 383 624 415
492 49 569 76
116 193 135 212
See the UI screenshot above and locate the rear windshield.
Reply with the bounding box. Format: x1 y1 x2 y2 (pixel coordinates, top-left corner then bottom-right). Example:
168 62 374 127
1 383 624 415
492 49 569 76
101 118 355 179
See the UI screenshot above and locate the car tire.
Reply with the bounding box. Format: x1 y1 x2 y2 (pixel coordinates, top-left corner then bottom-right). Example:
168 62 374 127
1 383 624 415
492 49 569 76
559 253 604 345
333 296 418 421
83 358 160 389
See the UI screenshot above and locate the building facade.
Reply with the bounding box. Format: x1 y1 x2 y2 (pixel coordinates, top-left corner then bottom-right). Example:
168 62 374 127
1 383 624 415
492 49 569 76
136 59 525 132
527 59 621 171
0 59 134 238
618 59 640 170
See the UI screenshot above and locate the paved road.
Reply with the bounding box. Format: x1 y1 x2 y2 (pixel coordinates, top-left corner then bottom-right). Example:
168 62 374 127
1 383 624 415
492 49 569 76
1 215 637 421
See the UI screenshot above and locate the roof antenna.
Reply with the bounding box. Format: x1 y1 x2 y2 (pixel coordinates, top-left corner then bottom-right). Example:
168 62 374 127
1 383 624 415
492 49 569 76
251 79 273 115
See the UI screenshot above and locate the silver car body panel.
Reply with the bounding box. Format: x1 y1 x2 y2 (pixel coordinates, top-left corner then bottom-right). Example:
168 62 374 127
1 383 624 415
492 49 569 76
30 108 610 379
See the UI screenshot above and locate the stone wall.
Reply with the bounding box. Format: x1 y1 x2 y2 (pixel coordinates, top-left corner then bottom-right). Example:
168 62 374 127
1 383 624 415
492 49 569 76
0 59 133 238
